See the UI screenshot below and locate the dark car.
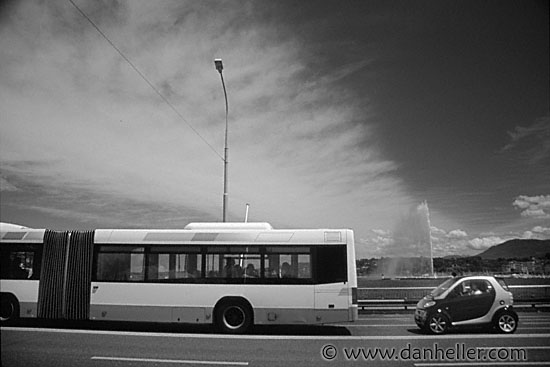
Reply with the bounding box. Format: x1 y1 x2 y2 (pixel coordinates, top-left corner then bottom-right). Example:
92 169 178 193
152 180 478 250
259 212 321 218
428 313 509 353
415 276 518 334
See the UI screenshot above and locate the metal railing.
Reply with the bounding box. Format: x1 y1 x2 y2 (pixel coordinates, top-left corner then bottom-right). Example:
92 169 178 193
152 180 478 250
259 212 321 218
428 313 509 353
358 285 550 311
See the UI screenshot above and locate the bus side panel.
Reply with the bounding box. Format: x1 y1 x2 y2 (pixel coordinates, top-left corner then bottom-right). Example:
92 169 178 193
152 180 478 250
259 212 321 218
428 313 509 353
249 284 316 324
0 280 39 318
347 229 358 321
314 282 353 324
89 283 316 324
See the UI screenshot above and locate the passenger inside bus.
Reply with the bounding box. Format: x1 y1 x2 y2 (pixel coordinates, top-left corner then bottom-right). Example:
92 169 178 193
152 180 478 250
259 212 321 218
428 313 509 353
222 258 243 278
281 262 292 278
244 263 258 278
222 258 234 277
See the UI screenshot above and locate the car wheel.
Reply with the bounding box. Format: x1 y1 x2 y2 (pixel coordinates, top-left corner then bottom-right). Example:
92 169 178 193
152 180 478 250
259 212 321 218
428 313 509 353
426 313 449 335
215 301 252 334
495 311 518 334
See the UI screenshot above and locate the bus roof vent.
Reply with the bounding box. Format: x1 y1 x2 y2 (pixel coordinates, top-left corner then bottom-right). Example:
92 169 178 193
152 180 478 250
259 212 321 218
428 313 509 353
2 231 27 240
184 222 273 231
324 231 342 242
0 222 29 231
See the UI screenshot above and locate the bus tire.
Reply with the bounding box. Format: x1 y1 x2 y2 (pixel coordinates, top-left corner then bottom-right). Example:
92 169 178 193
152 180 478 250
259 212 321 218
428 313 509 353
0 293 20 323
215 298 253 334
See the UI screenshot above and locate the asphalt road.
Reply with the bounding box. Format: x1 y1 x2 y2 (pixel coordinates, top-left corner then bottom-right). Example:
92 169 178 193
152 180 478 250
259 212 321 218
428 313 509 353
2 313 550 367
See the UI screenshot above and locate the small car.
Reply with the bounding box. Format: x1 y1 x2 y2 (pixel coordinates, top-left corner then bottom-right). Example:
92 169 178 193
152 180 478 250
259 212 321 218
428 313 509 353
415 275 518 334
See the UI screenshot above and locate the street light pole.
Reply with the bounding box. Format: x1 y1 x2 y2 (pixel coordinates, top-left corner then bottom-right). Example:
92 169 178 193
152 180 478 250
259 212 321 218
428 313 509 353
215 59 229 222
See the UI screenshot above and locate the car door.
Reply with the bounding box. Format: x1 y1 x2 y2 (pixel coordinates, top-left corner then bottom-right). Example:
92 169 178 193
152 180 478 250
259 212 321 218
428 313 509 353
441 280 474 322
466 279 495 319
442 279 495 322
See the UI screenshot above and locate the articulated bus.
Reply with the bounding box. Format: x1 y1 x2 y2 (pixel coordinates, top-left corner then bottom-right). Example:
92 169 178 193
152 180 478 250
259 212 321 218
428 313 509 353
0 222 358 333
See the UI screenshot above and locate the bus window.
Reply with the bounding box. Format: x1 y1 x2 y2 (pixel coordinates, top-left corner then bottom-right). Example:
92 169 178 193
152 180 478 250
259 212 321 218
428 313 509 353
314 245 347 284
147 247 202 282
222 256 243 278
265 247 311 281
241 255 261 278
205 247 262 280
95 246 144 282
205 253 223 278
0 244 41 280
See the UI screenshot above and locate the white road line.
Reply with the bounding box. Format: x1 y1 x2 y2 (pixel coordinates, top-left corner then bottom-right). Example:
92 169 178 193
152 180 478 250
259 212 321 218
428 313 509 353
414 363 550 366
91 356 248 365
515 315 550 318
341 324 417 327
3 327 550 340
342 324 550 329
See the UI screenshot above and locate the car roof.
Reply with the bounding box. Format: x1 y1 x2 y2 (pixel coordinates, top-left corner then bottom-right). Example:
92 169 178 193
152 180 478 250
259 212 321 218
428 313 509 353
452 275 497 282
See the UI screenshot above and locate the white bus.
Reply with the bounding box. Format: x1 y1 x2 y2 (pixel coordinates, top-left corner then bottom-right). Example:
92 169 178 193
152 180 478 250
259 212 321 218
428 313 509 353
1 222 358 333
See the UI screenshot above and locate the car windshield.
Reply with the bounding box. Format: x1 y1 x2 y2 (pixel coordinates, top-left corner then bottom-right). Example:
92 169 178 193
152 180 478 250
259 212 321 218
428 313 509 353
431 277 460 297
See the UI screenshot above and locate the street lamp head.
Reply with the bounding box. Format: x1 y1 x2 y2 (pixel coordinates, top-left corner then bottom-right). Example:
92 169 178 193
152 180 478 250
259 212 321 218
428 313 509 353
214 58 223 73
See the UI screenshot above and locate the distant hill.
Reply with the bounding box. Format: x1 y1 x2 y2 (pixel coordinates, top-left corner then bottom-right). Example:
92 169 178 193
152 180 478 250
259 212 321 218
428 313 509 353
479 239 550 260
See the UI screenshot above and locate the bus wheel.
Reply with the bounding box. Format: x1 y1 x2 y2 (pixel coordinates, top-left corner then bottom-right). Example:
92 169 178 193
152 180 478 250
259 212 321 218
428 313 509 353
0 294 20 323
215 300 252 334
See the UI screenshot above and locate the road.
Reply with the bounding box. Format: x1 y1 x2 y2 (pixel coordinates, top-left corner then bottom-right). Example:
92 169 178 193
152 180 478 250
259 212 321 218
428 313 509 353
2 312 550 367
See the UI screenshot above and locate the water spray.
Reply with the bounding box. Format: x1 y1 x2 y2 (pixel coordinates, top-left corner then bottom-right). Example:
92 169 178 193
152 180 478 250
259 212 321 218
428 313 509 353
421 201 435 277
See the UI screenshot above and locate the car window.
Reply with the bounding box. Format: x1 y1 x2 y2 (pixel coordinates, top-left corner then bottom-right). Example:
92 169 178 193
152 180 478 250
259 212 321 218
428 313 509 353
453 279 493 297
431 277 460 297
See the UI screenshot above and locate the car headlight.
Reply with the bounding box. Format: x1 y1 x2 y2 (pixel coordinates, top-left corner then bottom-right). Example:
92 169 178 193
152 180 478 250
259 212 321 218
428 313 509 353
424 301 436 308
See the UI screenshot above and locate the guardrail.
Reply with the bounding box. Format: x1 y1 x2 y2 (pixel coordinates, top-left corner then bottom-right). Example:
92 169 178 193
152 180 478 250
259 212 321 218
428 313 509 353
358 285 550 312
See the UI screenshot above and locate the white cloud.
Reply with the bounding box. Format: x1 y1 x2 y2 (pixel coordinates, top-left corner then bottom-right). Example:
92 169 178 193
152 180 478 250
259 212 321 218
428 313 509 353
430 226 447 236
523 226 550 240
501 115 550 163
512 195 550 219
532 226 550 235
372 229 390 236
447 229 468 239
522 231 533 239
467 236 505 251
0 0 411 235
0 177 18 192
521 209 549 218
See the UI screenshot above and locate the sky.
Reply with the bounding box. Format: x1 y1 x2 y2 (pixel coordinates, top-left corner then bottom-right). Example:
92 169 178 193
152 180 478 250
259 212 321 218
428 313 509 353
1 0 549 259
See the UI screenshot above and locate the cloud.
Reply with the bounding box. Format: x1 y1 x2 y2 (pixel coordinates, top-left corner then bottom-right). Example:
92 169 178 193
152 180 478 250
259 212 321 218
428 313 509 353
467 236 505 251
0 0 411 233
447 229 468 239
521 209 548 218
523 226 550 240
357 206 475 258
372 229 390 236
0 177 18 192
429 226 446 236
532 226 550 235
356 221 548 258
512 195 550 219
501 115 550 164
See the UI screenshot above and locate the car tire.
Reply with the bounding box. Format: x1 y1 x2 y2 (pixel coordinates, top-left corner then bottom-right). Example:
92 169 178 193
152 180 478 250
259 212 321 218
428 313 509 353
425 313 449 335
494 311 518 334
215 300 252 334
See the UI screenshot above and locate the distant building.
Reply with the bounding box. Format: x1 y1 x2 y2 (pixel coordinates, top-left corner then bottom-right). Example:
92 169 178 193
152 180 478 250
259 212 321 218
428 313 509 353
502 259 546 275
